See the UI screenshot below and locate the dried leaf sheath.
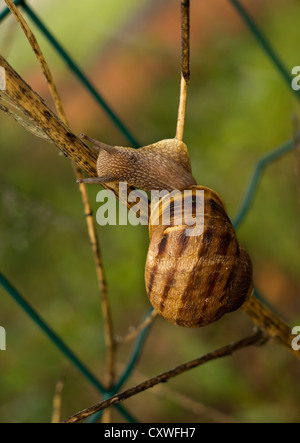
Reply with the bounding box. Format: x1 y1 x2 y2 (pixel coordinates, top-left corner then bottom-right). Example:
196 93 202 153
0 55 97 174
0 54 138 210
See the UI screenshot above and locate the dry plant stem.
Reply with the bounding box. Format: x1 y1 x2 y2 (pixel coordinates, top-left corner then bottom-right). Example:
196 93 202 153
0 54 98 173
115 310 158 344
75 166 115 386
3 0 65 120
242 296 300 359
176 0 190 141
149 383 237 423
0 54 138 210
3 3 116 391
51 367 66 423
63 328 267 423
176 75 188 141
114 362 237 423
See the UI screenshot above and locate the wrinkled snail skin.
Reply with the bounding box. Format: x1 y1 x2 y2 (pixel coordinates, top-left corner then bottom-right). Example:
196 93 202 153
95 138 197 192
83 136 253 327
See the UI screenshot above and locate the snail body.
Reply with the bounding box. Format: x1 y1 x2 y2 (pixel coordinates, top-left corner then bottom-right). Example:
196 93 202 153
80 135 253 327
80 136 196 192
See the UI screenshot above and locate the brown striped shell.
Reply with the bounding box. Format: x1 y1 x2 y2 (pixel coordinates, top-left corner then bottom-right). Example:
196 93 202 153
145 186 253 327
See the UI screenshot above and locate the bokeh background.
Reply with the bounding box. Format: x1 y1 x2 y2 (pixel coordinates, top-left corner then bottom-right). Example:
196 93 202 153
0 0 299 423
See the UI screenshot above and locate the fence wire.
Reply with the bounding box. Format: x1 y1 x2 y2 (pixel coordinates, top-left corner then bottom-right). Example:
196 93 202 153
0 0 298 423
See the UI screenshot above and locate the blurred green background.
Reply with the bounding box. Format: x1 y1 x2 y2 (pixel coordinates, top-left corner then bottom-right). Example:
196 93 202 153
0 0 299 423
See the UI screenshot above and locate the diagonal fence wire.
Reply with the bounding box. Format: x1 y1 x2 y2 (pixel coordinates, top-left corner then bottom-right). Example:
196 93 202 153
233 136 296 230
0 0 140 148
0 272 141 423
0 0 298 422
229 0 300 102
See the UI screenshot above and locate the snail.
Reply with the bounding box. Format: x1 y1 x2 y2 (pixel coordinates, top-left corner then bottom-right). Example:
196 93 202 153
79 135 253 327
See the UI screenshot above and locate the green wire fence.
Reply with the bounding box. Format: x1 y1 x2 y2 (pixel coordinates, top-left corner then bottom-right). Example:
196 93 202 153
0 0 298 422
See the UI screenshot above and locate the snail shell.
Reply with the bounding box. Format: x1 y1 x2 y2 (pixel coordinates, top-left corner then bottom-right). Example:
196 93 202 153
145 186 253 327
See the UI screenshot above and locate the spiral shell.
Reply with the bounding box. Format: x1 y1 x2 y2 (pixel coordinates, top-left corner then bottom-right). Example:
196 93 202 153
145 186 253 327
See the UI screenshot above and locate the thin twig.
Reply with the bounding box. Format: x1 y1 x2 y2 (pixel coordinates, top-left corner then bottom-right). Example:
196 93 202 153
4 0 116 391
242 296 300 359
149 384 238 423
51 366 67 423
115 309 157 344
75 166 115 387
62 329 267 423
114 362 238 423
176 0 190 141
3 0 66 120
